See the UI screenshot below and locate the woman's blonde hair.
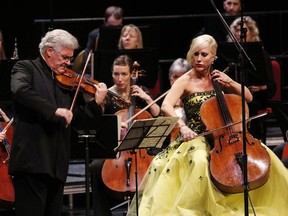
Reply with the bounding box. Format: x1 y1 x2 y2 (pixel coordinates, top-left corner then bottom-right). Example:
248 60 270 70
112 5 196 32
118 24 143 49
227 16 260 42
186 34 218 65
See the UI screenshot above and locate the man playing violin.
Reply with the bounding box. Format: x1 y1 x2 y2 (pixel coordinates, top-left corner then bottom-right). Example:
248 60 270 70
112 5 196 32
8 29 108 216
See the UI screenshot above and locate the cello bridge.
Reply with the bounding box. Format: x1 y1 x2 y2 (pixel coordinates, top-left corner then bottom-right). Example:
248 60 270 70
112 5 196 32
229 133 239 144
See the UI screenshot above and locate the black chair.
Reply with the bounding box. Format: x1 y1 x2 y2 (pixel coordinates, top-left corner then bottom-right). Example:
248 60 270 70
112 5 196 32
268 100 288 142
259 58 282 143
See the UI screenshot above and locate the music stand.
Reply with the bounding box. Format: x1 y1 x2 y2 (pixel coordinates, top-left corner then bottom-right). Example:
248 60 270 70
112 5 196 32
116 116 179 216
71 114 119 159
70 114 119 216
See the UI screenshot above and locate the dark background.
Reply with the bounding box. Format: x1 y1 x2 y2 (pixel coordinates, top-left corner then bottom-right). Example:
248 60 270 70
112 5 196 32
1 0 287 59
1 0 288 98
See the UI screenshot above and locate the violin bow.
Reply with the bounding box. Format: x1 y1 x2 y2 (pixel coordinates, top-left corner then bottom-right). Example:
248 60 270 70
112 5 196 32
2 118 14 133
69 50 93 111
125 89 170 125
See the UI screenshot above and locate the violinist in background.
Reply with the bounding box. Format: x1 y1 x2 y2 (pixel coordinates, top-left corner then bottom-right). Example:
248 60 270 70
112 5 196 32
222 0 241 16
226 16 276 142
168 58 192 122
82 6 124 73
118 24 162 98
117 24 143 50
8 29 108 216
89 54 160 216
167 58 192 142
126 34 288 216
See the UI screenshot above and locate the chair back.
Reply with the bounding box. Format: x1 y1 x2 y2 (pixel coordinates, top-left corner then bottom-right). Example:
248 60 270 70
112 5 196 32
71 50 85 73
271 58 281 100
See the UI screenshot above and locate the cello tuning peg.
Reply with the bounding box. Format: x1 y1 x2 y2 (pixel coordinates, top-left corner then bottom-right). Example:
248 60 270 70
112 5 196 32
133 61 140 68
138 70 147 77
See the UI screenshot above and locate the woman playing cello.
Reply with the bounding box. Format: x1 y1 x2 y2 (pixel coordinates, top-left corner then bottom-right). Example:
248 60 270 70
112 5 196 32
89 55 160 216
127 34 288 216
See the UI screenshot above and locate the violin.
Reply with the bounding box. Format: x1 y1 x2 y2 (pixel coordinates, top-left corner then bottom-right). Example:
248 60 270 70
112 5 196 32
0 119 15 205
55 68 131 108
200 68 270 194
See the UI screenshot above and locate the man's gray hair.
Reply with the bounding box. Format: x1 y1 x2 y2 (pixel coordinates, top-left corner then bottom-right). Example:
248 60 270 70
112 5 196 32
39 29 79 54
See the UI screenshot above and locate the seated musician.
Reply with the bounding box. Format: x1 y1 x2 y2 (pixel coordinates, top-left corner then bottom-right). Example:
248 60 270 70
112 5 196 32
126 34 288 216
89 54 160 216
168 58 192 141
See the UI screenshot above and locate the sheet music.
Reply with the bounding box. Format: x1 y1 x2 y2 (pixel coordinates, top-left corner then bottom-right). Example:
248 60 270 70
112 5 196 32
117 116 179 151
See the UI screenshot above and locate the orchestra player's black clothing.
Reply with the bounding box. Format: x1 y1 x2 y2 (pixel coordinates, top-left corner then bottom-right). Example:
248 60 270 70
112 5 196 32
9 57 103 216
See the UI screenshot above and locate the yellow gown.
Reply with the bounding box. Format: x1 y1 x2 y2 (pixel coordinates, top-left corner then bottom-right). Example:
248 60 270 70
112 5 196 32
126 90 288 216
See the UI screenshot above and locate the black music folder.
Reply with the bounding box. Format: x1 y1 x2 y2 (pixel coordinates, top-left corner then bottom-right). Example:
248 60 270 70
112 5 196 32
70 114 119 159
116 116 179 152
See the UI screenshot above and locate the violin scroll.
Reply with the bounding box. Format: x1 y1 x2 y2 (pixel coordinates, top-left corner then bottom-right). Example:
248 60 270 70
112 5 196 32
132 61 146 79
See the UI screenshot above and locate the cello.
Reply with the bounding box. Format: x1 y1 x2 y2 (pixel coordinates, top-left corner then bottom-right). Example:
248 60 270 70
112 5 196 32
101 62 154 199
200 70 270 194
0 118 15 206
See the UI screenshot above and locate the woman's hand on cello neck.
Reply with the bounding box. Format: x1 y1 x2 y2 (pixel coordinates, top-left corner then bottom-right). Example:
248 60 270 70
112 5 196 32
131 85 161 117
210 69 253 103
